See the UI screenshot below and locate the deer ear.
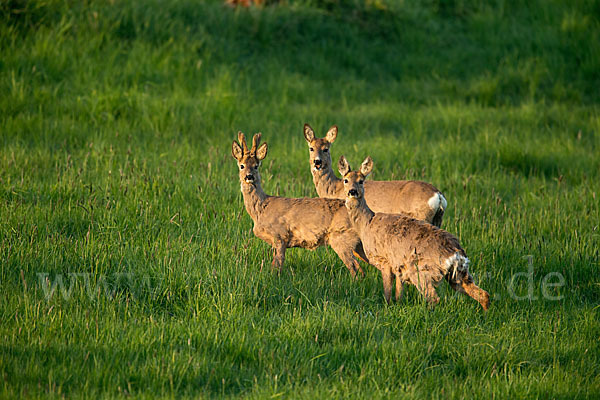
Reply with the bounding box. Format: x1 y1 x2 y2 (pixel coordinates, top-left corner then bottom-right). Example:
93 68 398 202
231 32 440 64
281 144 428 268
338 155 350 176
360 156 373 177
256 142 268 161
304 124 315 143
232 141 243 160
325 125 338 143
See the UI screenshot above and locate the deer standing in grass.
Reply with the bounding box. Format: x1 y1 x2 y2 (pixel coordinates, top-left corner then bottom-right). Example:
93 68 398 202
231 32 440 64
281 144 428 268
339 156 490 310
304 124 447 227
232 132 367 277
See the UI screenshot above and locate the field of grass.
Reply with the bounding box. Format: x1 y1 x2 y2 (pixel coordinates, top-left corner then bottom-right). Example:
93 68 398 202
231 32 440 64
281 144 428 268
1 0 599 398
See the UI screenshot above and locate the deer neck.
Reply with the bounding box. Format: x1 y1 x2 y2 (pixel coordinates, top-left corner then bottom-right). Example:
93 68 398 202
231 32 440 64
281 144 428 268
312 167 343 198
241 182 267 222
345 197 375 236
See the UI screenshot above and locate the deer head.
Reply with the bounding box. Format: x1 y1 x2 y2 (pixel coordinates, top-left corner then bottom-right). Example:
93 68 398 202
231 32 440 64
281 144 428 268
303 123 337 173
232 132 268 189
338 155 373 208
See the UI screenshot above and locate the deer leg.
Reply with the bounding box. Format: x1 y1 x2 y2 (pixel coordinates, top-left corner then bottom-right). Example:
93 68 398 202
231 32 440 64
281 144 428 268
334 249 358 279
353 258 365 278
413 280 439 308
330 237 364 279
406 264 440 307
271 241 286 271
343 256 364 280
395 273 405 302
424 283 440 307
381 266 393 305
352 242 370 264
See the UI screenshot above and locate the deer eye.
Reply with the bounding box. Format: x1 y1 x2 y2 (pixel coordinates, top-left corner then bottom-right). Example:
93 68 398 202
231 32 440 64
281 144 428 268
323 148 329 153
240 165 245 170
344 179 348 184
309 148 314 152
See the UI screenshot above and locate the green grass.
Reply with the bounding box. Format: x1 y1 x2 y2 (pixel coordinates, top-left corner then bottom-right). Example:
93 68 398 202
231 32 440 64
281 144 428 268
1 0 599 398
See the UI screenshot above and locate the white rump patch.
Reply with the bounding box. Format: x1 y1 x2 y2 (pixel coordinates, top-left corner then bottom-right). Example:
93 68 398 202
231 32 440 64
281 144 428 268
440 193 447 210
428 193 440 211
444 252 469 280
427 193 447 212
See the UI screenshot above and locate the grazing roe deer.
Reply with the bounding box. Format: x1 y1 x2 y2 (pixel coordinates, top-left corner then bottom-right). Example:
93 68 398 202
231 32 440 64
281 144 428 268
339 156 490 310
232 132 367 278
304 124 447 227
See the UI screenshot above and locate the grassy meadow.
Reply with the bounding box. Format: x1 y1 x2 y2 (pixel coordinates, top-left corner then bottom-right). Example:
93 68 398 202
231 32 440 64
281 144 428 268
1 0 599 398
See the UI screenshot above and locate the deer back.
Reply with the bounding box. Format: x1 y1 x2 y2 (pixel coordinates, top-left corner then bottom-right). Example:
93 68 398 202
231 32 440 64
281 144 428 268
363 180 444 221
363 213 463 274
253 196 351 250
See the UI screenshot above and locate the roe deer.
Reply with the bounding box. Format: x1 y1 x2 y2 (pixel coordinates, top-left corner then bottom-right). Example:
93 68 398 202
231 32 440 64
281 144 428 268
231 132 367 278
339 156 490 310
303 124 447 227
